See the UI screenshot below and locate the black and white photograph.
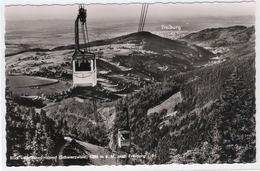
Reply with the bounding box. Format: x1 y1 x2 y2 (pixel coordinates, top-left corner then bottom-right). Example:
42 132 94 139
1 0 258 169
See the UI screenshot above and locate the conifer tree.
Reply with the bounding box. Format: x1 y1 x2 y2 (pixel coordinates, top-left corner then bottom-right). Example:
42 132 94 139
216 67 255 163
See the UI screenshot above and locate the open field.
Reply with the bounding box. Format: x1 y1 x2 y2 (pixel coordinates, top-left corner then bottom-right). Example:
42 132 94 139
5 50 73 73
6 75 71 95
147 91 182 116
7 75 58 88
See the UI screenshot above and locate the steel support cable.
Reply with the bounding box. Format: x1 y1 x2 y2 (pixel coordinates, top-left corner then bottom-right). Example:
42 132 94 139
79 4 83 9
138 4 145 32
81 22 87 51
84 23 91 52
140 4 146 32
138 4 143 32
73 17 80 59
141 4 149 32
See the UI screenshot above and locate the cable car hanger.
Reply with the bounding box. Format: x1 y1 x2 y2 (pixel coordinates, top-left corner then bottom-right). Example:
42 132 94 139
72 4 97 88
73 4 95 60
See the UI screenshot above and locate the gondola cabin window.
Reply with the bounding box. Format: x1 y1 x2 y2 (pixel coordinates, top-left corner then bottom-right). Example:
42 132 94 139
75 60 91 71
72 59 97 87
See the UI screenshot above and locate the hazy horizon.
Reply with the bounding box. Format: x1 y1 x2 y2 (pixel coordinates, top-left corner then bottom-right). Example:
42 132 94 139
5 2 255 21
4 2 255 55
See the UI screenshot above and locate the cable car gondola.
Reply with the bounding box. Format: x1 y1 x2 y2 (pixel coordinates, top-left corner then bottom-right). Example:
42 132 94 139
118 128 130 148
118 107 131 148
72 53 97 87
72 5 97 88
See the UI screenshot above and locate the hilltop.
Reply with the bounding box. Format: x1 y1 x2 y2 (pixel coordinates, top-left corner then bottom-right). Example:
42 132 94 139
52 31 214 72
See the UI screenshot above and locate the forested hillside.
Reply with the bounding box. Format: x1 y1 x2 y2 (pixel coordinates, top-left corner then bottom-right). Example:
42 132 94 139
6 87 65 166
111 26 255 164
43 98 109 146
156 54 255 164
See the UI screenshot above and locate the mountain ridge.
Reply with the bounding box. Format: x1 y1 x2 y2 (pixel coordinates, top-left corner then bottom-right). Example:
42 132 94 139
179 25 255 47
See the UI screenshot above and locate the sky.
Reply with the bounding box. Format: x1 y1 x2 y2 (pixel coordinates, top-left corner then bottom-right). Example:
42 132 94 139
4 2 255 21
